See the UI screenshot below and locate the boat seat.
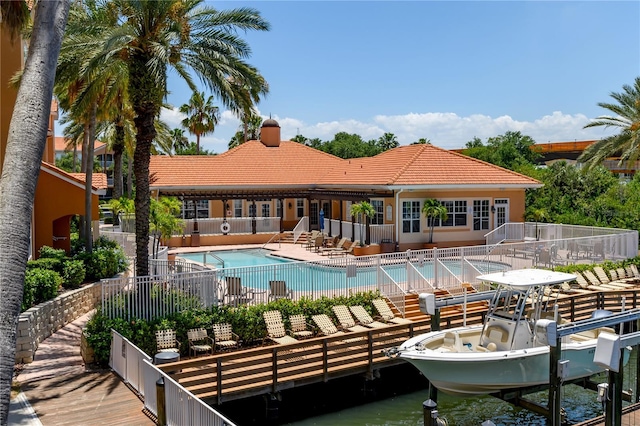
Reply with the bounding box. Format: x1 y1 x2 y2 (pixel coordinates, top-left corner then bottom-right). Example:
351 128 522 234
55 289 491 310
485 325 509 343
442 332 462 352
475 342 497 352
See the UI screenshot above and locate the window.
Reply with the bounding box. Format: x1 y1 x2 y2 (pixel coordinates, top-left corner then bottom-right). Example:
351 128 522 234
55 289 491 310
261 203 270 217
296 199 304 218
233 200 242 217
440 200 467 227
402 201 421 233
182 200 209 219
473 200 490 230
276 200 283 218
371 200 384 225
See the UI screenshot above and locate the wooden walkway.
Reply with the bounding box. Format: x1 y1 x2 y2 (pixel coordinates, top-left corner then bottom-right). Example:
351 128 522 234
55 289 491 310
20 371 152 426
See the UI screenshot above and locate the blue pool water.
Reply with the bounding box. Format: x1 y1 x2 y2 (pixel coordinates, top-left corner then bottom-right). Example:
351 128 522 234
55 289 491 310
177 249 507 292
178 249 291 268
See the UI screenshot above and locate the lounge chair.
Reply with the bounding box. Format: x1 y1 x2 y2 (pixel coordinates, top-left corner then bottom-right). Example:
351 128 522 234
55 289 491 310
349 305 387 328
289 314 313 339
593 266 610 284
187 328 214 357
212 323 240 351
224 277 255 305
155 329 180 354
328 242 355 258
371 299 412 324
263 311 299 345
268 280 292 301
319 238 347 256
631 264 640 278
574 271 608 291
311 314 345 337
594 266 633 288
304 230 320 249
332 305 370 332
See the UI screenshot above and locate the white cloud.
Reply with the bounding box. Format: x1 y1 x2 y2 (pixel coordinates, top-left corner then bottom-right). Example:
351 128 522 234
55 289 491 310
58 109 616 154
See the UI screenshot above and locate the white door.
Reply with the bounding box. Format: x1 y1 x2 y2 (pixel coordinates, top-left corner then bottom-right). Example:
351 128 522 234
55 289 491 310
494 199 509 229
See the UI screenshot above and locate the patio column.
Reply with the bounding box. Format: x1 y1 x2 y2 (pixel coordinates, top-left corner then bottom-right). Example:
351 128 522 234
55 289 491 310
251 200 257 234
278 198 284 232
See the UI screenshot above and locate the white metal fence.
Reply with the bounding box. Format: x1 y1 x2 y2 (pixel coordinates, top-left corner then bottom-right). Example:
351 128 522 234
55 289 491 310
101 224 638 319
110 330 234 426
102 271 218 321
182 217 280 235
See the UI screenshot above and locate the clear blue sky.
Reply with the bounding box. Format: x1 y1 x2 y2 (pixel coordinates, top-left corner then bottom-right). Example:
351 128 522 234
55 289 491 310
63 1 640 154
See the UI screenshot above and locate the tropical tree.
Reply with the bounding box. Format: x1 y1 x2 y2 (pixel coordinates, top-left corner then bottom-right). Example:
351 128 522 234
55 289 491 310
180 91 219 154
95 0 269 276
421 198 448 244
526 208 549 241
167 128 189 155
376 132 399 152
228 113 262 149
0 1 70 422
578 77 640 171
350 201 375 246
149 197 184 258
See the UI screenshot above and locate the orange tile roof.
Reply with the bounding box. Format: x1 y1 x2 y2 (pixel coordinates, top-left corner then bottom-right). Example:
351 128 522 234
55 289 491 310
40 162 102 193
150 141 344 188
70 172 108 190
54 136 105 153
149 141 540 190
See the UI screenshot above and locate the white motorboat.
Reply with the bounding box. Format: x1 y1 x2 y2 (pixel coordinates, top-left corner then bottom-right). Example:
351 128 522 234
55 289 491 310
389 269 626 396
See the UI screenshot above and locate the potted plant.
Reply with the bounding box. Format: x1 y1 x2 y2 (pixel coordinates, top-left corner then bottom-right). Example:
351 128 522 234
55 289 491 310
421 198 448 248
526 207 548 241
350 201 378 255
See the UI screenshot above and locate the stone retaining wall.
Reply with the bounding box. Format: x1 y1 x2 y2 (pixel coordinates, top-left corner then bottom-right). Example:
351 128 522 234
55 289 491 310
16 283 101 363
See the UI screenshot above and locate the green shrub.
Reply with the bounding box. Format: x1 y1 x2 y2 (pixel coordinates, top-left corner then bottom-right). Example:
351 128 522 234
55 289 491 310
24 268 62 305
62 260 86 289
39 246 67 261
84 313 133 366
22 275 35 312
75 245 128 281
26 257 62 274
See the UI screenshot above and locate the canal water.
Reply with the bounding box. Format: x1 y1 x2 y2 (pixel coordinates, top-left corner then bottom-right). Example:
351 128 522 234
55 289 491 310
217 356 636 426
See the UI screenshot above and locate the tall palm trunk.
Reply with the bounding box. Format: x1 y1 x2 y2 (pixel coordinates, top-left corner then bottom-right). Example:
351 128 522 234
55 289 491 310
0 1 70 422
84 103 97 253
112 124 125 199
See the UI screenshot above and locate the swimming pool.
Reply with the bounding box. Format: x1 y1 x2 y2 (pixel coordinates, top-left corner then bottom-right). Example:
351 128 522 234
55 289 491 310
177 249 508 294
178 249 291 268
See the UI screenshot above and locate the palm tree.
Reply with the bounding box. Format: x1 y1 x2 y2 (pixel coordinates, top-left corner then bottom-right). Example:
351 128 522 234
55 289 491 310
350 201 375 247
180 91 219 154
169 128 190 154
95 0 269 276
578 77 640 171
228 113 263 149
0 1 70 422
422 198 448 244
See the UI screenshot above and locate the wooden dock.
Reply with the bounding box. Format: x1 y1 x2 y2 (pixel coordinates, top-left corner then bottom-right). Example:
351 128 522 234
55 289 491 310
159 320 431 405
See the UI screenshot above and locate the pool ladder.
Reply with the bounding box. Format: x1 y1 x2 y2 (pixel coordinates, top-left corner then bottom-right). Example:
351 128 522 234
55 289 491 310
204 251 224 269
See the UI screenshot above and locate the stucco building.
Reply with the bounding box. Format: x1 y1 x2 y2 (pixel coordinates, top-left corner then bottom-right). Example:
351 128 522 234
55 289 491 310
149 120 541 250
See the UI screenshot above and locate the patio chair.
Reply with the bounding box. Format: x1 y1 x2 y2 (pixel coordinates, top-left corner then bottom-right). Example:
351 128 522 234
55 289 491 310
313 234 325 252
349 305 387 328
371 299 412 324
211 323 240 351
631 264 640 278
155 329 180 354
268 280 293 301
319 238 347 256
187 328 214 357
304 230 320 249
593 266 632 288
617 267 637 283
328 242 355 258
263 311 298 345
575 271 608 291
289 314 313 339
593 266 611 284
332 305 370 332
224 276 255 305
311 314 345 337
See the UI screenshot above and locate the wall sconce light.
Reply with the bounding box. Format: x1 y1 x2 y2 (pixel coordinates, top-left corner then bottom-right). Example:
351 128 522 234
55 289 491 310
288 202 292 209
491 205 496 213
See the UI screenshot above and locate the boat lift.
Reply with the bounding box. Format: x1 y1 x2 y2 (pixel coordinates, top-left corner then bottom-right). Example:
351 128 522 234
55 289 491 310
422 293 640 426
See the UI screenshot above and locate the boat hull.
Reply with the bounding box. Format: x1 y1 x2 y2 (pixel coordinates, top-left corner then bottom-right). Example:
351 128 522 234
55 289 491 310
399 331 615 396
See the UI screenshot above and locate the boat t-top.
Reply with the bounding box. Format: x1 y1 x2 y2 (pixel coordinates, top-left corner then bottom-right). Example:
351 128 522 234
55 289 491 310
388 269 625 396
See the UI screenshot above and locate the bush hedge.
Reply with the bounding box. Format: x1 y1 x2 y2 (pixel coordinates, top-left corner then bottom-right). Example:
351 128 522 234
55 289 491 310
21 239 128 312
85 290 382 366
